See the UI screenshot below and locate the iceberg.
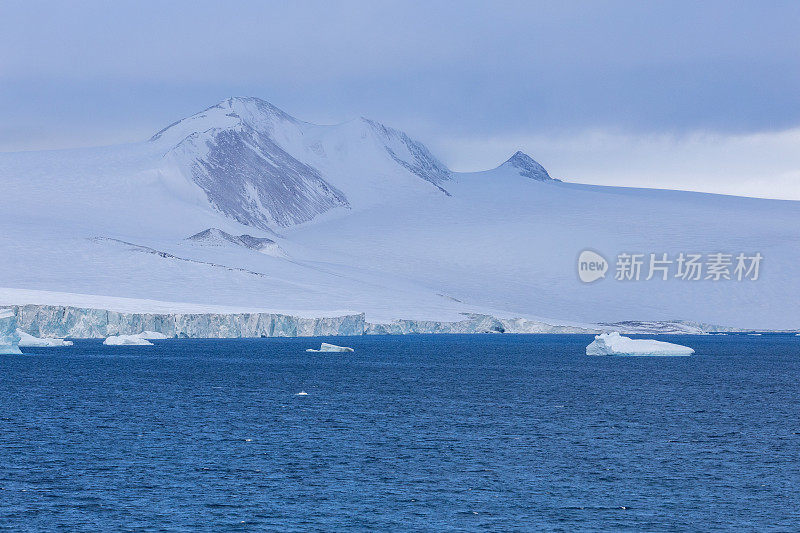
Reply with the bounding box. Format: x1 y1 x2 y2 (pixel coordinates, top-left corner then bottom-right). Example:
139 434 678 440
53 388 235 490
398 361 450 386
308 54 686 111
586 332 694 356
17 330 73 347
0 309 22 354
103 334 154 346
306 342 354 353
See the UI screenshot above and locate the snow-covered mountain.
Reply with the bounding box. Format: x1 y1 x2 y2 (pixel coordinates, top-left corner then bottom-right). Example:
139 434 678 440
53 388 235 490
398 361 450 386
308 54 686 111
0 97 798 330
152 97 451 229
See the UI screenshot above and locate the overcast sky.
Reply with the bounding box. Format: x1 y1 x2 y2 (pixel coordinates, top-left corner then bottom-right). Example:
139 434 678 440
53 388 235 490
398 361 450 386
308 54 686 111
2 0 799 198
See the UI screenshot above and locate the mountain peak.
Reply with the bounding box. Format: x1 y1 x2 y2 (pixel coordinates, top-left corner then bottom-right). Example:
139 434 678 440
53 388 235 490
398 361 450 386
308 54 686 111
149 96 298 144
508 150 531 162
217 96 299 124
500 151 554 181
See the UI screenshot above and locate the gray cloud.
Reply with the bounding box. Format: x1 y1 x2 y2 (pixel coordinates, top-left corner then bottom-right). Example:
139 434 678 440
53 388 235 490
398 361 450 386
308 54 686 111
1 0 798 196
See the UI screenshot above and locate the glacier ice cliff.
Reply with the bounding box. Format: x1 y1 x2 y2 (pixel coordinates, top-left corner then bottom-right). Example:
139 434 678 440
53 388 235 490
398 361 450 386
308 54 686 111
0 309 22 354
5 305 597 338
3 305 739 339
7 305 367 339
366 314 593 335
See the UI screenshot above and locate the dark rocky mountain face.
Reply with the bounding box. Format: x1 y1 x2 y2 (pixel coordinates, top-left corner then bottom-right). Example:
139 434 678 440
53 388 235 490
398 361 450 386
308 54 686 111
181 125 348 229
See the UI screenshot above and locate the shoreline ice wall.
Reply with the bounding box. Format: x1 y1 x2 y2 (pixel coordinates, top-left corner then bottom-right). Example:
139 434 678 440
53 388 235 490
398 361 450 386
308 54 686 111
8 305 366 338
5 304 738 339
5 305 599 338
366 315 594 334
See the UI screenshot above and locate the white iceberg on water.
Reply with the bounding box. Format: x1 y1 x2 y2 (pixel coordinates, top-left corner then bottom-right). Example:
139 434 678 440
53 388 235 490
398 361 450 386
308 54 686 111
103 334 154 346
306 342 354 353
17 330 73 347
587 332 694 356
103 331 169 345
0 309 22 354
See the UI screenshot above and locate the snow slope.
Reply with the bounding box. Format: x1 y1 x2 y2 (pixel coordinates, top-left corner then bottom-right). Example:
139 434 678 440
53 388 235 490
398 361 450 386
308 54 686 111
0 97 798 329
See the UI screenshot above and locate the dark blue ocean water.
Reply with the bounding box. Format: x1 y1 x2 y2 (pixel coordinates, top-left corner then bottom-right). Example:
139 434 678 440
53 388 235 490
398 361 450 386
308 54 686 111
1 334 799 531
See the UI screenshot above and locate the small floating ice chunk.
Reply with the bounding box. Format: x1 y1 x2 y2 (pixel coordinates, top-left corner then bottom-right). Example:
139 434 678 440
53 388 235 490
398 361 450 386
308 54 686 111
747 333 762 336
17 330 73 347
586 332 694 356
305 342 354 353
295 391 308 396
103 334 154 346
103 331 167 344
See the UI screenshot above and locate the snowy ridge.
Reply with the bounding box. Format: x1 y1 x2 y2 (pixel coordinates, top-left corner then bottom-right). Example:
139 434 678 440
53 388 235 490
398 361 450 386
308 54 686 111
360 118 452 193
93 237 270 278
150 97 300 146
187 228 286 257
